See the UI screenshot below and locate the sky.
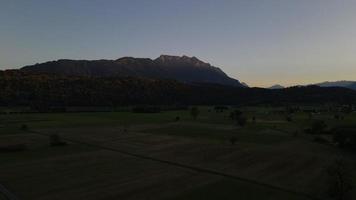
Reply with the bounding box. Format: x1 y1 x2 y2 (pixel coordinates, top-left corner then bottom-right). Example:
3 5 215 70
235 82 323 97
1 0 356 87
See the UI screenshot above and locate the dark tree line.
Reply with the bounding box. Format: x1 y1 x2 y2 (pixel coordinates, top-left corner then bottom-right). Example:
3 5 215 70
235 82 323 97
1 70 356 111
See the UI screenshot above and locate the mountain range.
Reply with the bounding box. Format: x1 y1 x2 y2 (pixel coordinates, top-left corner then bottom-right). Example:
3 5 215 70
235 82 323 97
21 55 244 87
2 56 356 107
267 81 356 90
314 81 356 90
268 84 285 89
17 55 356 90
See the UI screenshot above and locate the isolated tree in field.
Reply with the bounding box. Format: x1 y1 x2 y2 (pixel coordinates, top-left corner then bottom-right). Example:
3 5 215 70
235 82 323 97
190 107 200 120
175 116 180 122
229 110 242 120
230 110 247 127
229 137 237 145
237 116 247 127
21 124 28 131
286 115 293 122
327 159 353 200
286 106 295 114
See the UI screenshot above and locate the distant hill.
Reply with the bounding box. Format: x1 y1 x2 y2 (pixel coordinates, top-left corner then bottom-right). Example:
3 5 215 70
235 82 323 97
268 84 285 89
21 55 244 87
314 81 356 90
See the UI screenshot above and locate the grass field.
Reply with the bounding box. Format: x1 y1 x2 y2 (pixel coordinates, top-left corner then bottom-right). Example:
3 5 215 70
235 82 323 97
0 106 355 199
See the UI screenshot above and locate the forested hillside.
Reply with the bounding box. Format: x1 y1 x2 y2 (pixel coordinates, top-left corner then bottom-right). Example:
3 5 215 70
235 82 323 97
1 70 356 111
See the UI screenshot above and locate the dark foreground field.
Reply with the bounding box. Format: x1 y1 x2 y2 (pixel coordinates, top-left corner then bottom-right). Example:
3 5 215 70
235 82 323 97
0 107 355 200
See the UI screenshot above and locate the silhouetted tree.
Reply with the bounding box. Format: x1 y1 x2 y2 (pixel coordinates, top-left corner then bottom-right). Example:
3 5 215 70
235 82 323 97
230 110 247 127
237 116 247 127
21 124 28 131
286 106 296 114
229 137 237 145
230 110 242 120
286 115 293 122
190 107 200 120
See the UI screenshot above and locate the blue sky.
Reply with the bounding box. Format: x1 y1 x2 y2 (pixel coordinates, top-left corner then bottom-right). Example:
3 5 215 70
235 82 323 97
1 0 356 87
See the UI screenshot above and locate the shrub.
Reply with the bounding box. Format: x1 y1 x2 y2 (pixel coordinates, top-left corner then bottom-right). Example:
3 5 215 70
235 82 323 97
50 134 67 147
305 120 327 135
229 110 242 120
175 116 180 121
252 116 256 123
21 124 28 131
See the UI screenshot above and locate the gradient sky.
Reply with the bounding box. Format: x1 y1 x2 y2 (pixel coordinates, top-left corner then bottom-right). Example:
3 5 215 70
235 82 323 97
1 0 356 87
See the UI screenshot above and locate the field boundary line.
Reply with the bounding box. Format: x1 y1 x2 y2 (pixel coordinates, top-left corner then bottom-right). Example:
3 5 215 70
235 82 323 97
29 130 321 200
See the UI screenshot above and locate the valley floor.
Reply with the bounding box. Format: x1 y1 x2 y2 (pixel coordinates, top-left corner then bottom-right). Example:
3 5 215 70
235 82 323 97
0 107 355 200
